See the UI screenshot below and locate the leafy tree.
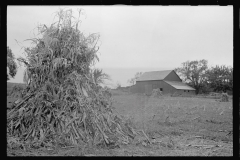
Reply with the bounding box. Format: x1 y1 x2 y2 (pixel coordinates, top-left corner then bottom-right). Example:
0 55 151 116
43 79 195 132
205 65 233 92
127 72 143 86
175 59 208 94
92 68 111 86
7 46 17 80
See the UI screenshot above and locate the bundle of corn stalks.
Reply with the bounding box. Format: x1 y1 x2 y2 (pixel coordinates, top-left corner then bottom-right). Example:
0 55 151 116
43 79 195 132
219 93 229 102
7 9 137 150
151 89 163 98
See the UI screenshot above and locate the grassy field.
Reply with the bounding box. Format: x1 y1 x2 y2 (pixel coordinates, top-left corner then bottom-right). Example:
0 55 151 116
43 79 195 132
109 90 232 156
7 89 232 156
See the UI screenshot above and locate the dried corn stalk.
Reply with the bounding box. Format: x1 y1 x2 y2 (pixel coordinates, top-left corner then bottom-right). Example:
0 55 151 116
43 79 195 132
220 93 229 102
7 8 137 149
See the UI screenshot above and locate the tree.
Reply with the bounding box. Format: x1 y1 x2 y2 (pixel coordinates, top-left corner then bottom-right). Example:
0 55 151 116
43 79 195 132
7 46 17 80
127 72 143 86
92 68 111 86
175 59 208 94
205 65 233 92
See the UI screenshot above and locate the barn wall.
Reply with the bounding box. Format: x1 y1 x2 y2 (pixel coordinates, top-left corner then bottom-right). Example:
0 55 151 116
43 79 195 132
132 80 177 94
161 80 178 94
164 71 182 82
173 89 196 95
131 80 196 95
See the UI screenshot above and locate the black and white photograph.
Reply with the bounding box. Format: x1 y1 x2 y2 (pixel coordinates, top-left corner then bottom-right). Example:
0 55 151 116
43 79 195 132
7 6 233 156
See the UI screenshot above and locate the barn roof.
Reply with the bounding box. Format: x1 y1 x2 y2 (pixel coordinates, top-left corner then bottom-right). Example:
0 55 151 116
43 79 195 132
164 80 196 90
136 70 173 81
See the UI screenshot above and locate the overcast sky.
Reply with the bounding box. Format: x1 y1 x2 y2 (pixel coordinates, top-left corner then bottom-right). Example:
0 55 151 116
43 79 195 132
7 6 233 88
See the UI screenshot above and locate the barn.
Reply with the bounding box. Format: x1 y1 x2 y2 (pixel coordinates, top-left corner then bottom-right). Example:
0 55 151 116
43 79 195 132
130 70 196 95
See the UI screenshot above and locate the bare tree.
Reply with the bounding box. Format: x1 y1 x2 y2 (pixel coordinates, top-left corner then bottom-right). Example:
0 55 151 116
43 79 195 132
128 72 143 86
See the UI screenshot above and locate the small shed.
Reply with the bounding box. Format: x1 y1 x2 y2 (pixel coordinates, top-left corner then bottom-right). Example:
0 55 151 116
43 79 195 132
130 70 195 95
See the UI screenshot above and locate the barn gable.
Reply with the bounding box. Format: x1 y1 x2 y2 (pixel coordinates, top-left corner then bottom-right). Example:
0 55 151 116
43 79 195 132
164 70 182 82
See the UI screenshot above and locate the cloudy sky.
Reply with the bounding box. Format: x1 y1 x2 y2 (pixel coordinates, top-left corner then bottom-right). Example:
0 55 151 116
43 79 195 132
7 6 233 88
